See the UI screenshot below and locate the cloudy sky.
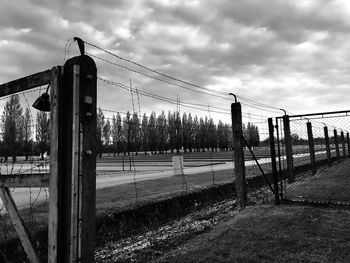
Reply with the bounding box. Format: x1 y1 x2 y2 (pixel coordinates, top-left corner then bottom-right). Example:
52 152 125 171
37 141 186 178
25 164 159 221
1 0 350 125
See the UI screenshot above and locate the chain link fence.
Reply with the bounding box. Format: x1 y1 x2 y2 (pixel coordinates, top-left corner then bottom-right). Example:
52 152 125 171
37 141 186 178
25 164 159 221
276 111 350 205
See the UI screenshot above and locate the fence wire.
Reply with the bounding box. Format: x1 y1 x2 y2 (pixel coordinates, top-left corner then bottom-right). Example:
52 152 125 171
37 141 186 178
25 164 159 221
87 39 284 219
0 88 50 262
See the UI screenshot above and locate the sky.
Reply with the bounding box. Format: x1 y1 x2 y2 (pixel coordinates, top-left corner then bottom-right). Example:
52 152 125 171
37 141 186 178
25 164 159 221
1 0 350 126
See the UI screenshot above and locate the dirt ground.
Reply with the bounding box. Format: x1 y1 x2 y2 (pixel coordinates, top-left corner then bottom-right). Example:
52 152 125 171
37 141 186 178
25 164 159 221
95 190 350 263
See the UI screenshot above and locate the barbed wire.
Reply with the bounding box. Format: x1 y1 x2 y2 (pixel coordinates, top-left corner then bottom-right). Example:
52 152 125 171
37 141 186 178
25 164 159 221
84 40 285 114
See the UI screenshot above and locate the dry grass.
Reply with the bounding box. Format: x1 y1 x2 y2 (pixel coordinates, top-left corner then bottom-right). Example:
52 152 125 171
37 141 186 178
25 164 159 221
285 159 350 203
156 204 350 263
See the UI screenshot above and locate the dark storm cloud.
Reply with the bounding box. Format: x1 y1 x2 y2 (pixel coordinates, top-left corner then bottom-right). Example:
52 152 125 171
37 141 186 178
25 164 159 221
1 0 350 117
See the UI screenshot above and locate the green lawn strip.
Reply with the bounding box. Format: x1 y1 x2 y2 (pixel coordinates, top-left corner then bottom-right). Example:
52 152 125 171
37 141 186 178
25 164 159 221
95 168 235 215
158 205 350 263
285 159 350 202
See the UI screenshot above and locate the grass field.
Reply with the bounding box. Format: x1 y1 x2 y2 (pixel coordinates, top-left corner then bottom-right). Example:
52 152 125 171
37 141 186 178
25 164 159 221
95 199 350 263
285 158 350 204
155 204 350 263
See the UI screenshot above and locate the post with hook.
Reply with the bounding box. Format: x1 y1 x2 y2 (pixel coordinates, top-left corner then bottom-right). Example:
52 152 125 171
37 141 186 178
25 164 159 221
268 118 280 205
230 93 247 209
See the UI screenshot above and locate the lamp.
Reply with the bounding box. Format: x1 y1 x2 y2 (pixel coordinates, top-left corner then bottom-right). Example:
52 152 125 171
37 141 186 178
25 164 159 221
32 37 84 112
32 84 50 112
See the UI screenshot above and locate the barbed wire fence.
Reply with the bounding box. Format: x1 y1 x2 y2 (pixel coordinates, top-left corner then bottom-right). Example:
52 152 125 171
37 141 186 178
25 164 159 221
0 87 50 262
81 40 286 212
4 37 348 261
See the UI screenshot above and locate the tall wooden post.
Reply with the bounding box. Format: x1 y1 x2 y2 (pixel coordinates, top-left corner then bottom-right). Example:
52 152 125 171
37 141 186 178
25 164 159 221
283 115 294 183
50 55 96 262
324 126 331 166
268 118 280 205
334 129 340 162
275 117 284 199
79 56 97 262
347 132 350 157
48 66 62 263
306 122 316 174
231 102 247 209
341 131 346 158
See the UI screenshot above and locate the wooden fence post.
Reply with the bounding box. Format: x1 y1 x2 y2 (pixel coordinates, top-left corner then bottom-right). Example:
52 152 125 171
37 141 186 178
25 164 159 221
79 56 97 262
48 66 62 263
306 122 316 174
54 55 97 262
324 126 331 166
347 132 350 157
231 102 247 209
283 115 294 183
334 129 340 162
341 131 346 158
268 118 280 205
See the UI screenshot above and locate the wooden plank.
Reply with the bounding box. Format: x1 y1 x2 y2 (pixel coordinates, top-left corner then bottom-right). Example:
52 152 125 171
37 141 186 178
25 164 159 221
48 66 62 263
0 69 51 98
0 188 41 263
0 173 49 188
70 65 80 262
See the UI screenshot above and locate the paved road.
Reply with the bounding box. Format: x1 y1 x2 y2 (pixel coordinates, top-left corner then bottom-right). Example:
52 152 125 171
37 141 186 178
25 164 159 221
1 161 237 210
0 150 328 210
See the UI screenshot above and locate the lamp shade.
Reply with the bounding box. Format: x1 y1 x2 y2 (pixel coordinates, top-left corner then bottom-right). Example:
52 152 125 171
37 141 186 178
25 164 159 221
32 93 50 112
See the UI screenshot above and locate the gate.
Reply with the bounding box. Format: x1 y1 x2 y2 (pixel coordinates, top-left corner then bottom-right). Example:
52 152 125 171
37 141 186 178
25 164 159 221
272 110 350 206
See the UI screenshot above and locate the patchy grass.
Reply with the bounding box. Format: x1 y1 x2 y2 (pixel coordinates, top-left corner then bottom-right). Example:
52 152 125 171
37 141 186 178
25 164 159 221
156 204 350 263
286 159 350 203
95 182 350 263
96 168 235 215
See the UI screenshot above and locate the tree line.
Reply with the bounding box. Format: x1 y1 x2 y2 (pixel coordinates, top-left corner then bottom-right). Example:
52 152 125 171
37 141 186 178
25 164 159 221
0 95 261 161
97 108 260 156
0 95 49 161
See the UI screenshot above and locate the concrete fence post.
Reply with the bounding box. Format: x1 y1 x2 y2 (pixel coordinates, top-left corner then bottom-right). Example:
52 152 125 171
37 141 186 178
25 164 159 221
283 115 294 183
324 126 331 166
231 102 247 209
307 122 316 174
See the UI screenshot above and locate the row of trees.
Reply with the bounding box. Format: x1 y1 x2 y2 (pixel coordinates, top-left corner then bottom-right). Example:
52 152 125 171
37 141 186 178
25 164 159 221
97 108 261 156
0 95 50 161
0 95 261 160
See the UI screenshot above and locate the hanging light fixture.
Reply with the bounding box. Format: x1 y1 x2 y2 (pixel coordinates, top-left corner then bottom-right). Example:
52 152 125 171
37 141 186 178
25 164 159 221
32 84 51 112
32 37 85 112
